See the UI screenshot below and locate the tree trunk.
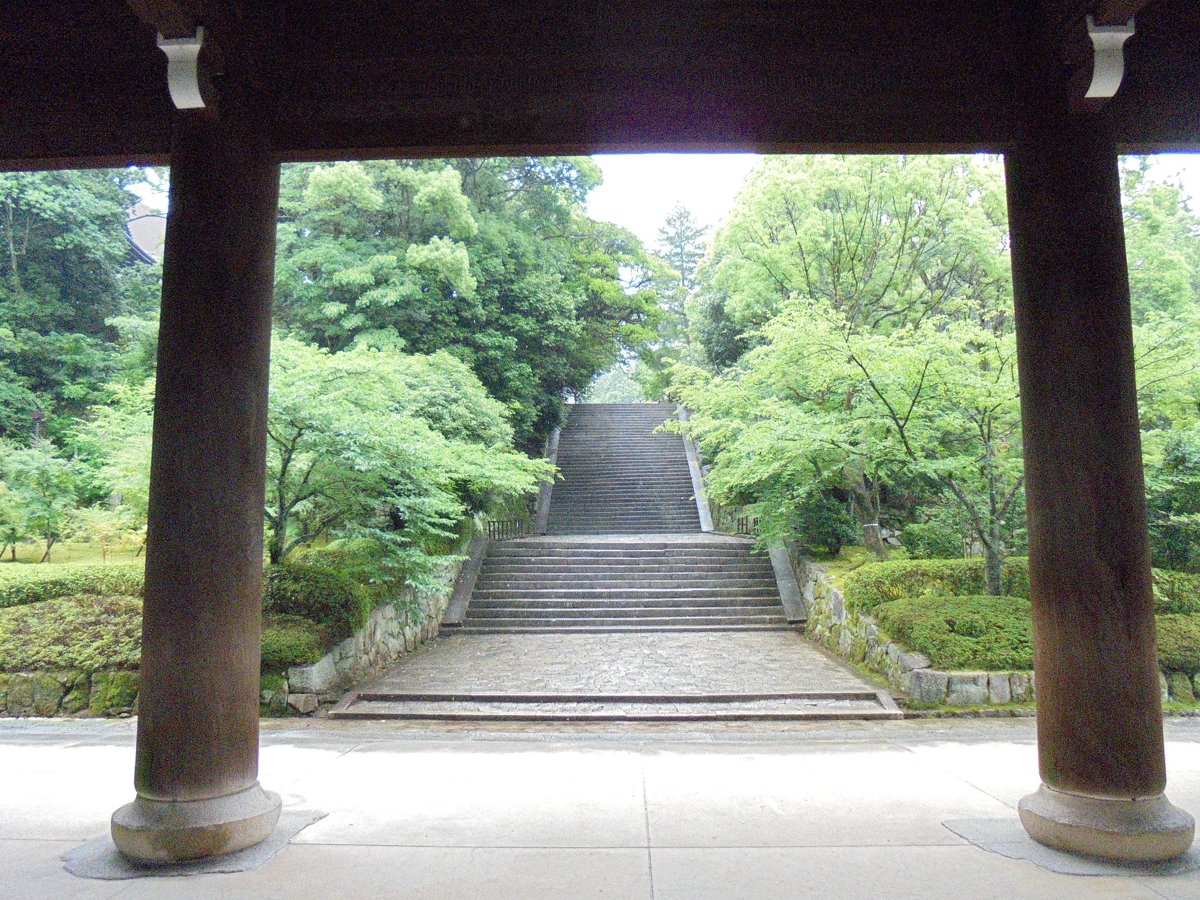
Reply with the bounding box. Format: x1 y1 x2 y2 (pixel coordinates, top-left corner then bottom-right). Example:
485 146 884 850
984 543 1004 596
862 523 886 556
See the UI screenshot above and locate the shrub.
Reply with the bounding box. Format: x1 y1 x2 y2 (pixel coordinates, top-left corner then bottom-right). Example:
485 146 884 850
260 615 332 670
1155 614 1200 673
842 557 1031 613
900 523 963 560
1153 570 1200 615
790 493 860 557
0 562 144 609
263 562 373 641
291 537 396 604
873 594 1035 670
0 594 142 672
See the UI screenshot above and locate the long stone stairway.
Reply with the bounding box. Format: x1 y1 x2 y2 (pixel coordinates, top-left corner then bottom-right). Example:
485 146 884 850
547 403 700 534
332 402 898 722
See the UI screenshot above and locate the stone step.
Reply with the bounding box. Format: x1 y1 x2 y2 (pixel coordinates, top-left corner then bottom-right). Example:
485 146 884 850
463 600 782 614
453 628 801 633
486 547 754 558
546 527 700 535
475 577 779 590
473 587 781 601
331 691 900 722
453 619 792 628
466 606 784 620
480 571 777 585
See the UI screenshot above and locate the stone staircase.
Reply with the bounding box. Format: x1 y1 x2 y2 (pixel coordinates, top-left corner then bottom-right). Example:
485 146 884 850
454 537 791 632
330 402 900 722
547 403 700 534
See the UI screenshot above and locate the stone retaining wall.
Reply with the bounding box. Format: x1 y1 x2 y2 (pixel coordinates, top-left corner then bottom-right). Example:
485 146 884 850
801 563 1035 707
265 545 474 716
0 670 138 717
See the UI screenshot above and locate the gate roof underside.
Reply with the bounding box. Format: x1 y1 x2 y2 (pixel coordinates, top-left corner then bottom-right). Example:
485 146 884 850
2 0 1199 170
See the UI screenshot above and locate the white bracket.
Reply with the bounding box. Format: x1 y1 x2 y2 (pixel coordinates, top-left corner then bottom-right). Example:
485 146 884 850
1085 16 1135 99
157 27 206 109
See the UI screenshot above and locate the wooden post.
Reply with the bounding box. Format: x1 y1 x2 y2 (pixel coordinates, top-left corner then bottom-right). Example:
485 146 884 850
1006 127 1193 861
110 105 282 863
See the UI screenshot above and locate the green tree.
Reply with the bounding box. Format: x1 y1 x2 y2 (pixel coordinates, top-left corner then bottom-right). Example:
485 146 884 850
86 337 552 583
0 169 151 438
693 155 1010 369
273 158 660 446
676 300 1025 592
0 439 79 561
0 481 27 561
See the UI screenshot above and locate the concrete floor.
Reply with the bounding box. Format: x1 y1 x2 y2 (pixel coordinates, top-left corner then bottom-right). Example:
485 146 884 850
6 717 1200 898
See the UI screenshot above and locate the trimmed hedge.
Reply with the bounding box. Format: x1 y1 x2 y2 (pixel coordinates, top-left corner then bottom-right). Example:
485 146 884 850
0 594 334 674
0 594 143 672
1155 615 1200 673
261 614 333 670
842 558 1031 613
263 562 373 641
873 594 1035 671
844 556 1200 617
0 563 144 610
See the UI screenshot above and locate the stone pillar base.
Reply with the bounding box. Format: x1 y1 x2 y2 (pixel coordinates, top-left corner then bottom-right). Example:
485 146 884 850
1019 783 1194 862
111 782 281 864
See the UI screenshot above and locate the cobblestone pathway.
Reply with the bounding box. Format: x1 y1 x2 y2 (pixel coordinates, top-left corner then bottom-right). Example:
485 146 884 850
363 631 875 695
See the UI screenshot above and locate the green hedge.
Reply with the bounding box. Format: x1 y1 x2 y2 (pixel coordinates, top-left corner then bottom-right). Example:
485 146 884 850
1155 615 1200 673
0 563 144 610
0 594 143 672
261 615 333 670
0 594 334 674
263 562 373 641
842 558 1031 613
844 556 1200 617
873 595 1035 670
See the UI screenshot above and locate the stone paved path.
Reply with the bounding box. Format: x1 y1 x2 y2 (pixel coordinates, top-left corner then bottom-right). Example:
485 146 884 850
362 631 876 695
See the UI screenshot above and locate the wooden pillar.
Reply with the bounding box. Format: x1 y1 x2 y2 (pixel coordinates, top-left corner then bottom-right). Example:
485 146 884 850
110 105 282 863
1006 127 1193 861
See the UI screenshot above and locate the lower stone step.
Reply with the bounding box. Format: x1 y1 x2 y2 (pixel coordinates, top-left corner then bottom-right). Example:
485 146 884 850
447 623 798 634
330 690 902 721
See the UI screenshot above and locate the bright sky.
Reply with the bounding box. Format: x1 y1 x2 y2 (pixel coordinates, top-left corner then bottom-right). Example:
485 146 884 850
588 152 1200 253
586 153 759 249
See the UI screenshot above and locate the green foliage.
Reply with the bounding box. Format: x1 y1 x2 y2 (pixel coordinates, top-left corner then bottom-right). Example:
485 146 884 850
0 591 333 675
788 491 860 556
901 522 964 560
873 594 1034 671
1155 614 1200 674
1153 570 1200 615
0 169 153 439
0 594 142 672
274 158 660 446
260 615 332 670
582 367 645 404
0 439 81 561
0 561 143 609
842 557 1031 613
263 562 373 641
262 336 549 572
673 156 1023 589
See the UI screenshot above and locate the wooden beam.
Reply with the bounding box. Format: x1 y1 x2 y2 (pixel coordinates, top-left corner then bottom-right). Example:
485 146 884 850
1092 0 1155 25
125 0 200 38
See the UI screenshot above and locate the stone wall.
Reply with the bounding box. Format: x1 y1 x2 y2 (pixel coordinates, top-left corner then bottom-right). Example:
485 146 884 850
0 671 138 717
801 562 1035 707
265 547 472 716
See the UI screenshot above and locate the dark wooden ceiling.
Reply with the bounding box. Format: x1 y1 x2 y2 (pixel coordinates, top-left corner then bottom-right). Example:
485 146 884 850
2 1 1197 170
